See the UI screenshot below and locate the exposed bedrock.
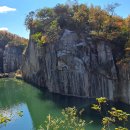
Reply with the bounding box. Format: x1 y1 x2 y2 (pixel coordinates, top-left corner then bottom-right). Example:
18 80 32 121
3 44 24 73
0 44 24 73
117 63 130 104
22 29 118 100
0 48 4 72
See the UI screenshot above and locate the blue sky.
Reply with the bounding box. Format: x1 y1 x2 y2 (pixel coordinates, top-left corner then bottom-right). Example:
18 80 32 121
0 0 130 39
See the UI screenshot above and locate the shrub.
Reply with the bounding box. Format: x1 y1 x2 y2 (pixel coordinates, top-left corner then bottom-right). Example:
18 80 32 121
31 32 48 45
92 97 130 130
39 97 130 130
38 107 91 130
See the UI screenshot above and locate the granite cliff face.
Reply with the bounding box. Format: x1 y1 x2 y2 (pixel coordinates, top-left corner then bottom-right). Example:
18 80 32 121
22 30 118 100
3 44 24 73
0 31 27 73
117 63 130 104
0 48 4 72
0 44 25 73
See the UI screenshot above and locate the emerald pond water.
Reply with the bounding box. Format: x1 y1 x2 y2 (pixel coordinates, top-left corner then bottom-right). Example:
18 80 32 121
0 78 130 130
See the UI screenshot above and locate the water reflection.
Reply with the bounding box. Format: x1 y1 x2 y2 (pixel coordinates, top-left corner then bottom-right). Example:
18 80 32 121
0 79 129 130
0 79 101 130
0 103 34 130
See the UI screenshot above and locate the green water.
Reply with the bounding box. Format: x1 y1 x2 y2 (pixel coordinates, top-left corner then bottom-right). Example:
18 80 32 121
0 79 129 130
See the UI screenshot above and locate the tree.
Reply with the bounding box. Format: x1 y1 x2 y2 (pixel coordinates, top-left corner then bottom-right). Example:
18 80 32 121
38 107 88 130
105 3 120 33
125 15 130 38
35 8 56 33
92 97 130 130
89 5 108 35
25 11 35 31
106 3 120 16
24 2 130 44
38 97 130 130
73 4 89 33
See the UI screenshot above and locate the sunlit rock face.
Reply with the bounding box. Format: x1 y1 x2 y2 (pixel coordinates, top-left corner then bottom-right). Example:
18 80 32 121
22 29 118 100
3 44 24 73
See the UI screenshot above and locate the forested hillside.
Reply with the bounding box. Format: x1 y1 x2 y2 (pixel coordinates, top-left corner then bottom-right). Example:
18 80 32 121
0 31 28 48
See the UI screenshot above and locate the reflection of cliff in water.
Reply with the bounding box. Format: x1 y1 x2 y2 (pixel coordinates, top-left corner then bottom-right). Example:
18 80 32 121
1 79 130 129
0 79 97 129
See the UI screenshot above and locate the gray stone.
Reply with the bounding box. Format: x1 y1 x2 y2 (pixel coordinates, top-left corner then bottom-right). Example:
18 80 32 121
22 30 118 100
2 44 24 73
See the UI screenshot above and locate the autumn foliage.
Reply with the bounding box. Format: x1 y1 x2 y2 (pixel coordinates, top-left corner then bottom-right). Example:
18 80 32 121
25 1 130 61
0 31 28 48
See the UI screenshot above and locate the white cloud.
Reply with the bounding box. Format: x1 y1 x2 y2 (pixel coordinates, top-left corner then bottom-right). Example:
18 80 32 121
0 6 16 13
0 27 8 31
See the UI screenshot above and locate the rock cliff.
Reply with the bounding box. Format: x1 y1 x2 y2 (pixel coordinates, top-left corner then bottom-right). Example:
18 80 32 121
3 44 24 73
0 48 4 72
22 29 118 100
117 62 130 104
0 31 27 73
0 45 24 73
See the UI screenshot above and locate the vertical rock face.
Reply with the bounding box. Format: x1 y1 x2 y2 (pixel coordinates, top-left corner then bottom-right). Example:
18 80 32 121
22 30 117 100
0 48 4 72
0 31 27 74
117 63 130 104
3 44 24 73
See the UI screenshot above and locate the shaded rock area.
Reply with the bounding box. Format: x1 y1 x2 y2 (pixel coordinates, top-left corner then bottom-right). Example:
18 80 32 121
3 44 24 73
0 44 24 74
22 29 118 100
0 48 3 72
117 62 130 104
0 31 27 74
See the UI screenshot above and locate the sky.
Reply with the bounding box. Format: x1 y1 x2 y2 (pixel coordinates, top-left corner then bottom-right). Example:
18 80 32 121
0 0 130 39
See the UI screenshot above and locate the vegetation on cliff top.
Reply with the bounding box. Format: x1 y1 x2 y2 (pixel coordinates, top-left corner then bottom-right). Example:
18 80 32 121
0 31 28 48
25 1 130 61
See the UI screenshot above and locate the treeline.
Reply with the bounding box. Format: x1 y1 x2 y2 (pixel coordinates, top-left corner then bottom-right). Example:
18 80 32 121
25 1 130 60
0 31 28 48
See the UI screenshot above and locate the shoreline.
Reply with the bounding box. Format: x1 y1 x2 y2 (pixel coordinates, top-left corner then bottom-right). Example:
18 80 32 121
0 76 129 105
0 72 15 78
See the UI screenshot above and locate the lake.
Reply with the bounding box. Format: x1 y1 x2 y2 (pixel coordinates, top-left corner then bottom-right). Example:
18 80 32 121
0 78 130 130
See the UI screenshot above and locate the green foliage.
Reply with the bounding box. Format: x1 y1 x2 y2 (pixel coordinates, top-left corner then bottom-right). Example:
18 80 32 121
32 32 42 43
91 97 107 111
91 97 130 130
25 11 35 30
91 104 101 111
31 32 48 45
108 107 130 121
38 97 130 130
25 2 130 61
46 19 60 43
38 107 92 130
0 110 23 125
72 4 89 32
25 2 130 41
96 97 107 104
0 114 10 124
17 111 23 117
